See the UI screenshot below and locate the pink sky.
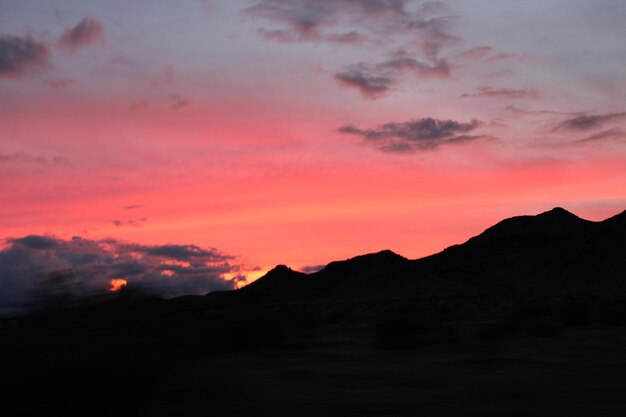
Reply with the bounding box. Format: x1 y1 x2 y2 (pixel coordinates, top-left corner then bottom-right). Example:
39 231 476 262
1 1 626 299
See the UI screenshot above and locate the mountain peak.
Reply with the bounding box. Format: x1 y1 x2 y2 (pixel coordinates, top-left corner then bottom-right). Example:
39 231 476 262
322 250 408 276
237 264 303 297
258 264 300 282
538 207 578 219
337 249 406 264
269 264 292 274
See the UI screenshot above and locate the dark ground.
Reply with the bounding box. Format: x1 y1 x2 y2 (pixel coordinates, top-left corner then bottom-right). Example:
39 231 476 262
3 297 626 417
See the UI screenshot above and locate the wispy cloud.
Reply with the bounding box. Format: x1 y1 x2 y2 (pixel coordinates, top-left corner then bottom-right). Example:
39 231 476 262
552 112 626 132
461 86 540 100
339 117 483 152
245 0 409 45
456 46 528 62
577 128 625 143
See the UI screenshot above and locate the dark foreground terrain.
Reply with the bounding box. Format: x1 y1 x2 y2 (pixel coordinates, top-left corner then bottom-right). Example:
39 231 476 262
3 207 626 415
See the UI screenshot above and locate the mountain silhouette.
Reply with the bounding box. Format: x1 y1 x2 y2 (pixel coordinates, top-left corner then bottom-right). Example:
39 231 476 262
236 207 626 306
6 207 626 417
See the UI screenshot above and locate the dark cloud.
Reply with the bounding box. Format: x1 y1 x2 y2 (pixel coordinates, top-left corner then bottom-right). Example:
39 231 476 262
0 35 50 78
339 117 482 152
123 205 143 210
335 52 451 98
0 235 245 316
460 86 539 99
9 235 59 249
144 244 227 262
553 112 626 132
334 63 394 98
58 16 105 54
578 128 625 143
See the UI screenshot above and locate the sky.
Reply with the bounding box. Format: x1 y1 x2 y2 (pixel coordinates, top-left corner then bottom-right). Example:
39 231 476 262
1 0 626 312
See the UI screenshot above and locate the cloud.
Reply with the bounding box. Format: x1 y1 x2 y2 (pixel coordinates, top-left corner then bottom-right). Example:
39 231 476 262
0 35 50 78
407 10 459 62
503 105 570 117
334 63 394 98
247 1 460 98
123 205 143 210
553 112 626 132
380 54 451 78
9 235 59 249
0 235 246 316
578 128 625 143
339 117 483 152
58 16 105 54
244 0 400 44
334 51 451 98
456 46 528 62
246 0 458 50
143 244 225 261
460 86 540 99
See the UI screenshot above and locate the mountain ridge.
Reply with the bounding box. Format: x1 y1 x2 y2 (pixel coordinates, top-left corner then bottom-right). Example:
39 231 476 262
241 207 626 303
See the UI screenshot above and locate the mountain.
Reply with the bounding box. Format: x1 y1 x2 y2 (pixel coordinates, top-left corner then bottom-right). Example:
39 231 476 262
5 207 626 417
237 208 626 307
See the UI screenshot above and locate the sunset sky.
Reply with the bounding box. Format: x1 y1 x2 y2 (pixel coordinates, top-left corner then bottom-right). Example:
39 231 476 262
1 1 626 308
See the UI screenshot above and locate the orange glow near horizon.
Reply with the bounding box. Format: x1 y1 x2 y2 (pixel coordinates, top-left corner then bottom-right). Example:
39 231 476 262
109 279 128 292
